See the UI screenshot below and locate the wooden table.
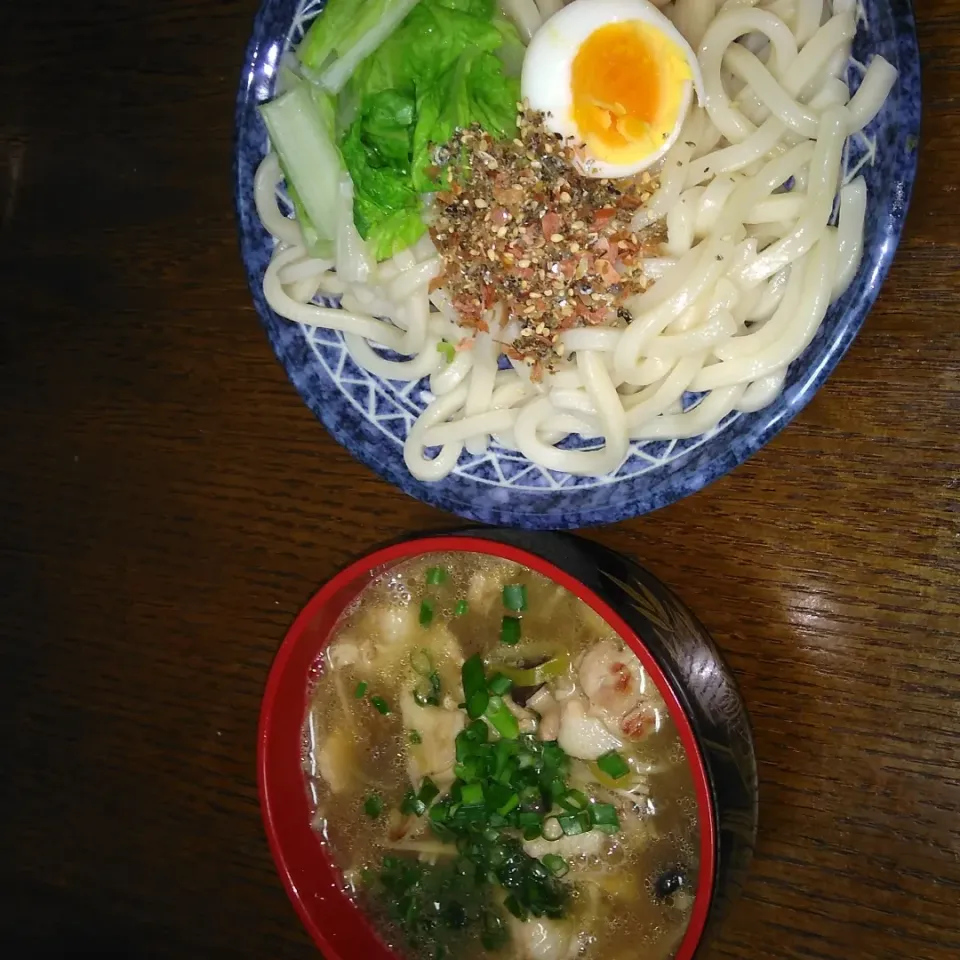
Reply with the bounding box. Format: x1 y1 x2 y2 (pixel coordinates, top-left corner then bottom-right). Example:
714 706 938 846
1 1 957 958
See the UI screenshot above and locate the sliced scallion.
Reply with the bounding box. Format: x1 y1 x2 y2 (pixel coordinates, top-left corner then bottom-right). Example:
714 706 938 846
353 681 368 699
500 615 521 646
425 565 447 585
454 599 469 617
589 802 620 833
596 750 630 781
502 583 528 611
418 776 440 807
558 811 590 836
462 653 490 720
542 854 569 878
559 789 589 813
408 730 422 745
370 695 390 715
419 599 434 626
487 672 513 696
400 788 426 817
363 793 383 818
485 695 520 740
461 783 484 807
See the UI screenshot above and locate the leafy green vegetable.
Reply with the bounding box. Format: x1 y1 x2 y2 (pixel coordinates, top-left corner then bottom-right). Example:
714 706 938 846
298 0 423 92
259 84 342 258
323 0 520 256
410 49 518 193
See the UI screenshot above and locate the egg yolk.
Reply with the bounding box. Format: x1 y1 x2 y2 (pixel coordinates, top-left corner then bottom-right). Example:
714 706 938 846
571 20 692 166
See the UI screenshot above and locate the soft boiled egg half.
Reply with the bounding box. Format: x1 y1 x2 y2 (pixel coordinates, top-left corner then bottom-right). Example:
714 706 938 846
521 0 704 179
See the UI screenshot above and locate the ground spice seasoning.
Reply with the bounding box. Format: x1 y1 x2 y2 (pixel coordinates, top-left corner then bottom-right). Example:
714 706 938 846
429 109 664 380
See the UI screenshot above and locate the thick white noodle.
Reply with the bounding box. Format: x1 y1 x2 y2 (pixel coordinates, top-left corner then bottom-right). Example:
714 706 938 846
498 0 542 43
464 329 499 455
833 177 867 298
344 331 442 382
255 153 303 246
254 0 895 483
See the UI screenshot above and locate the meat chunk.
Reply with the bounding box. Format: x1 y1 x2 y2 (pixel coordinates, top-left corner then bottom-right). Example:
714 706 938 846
578 640 647 736
557 697 623 760
316 727 356 794
400 692 465 787
509 917 579 960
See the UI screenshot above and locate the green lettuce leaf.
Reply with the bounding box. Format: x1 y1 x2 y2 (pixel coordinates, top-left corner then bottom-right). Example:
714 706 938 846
322 0 522 258
341 100 426 261
411 49 519 192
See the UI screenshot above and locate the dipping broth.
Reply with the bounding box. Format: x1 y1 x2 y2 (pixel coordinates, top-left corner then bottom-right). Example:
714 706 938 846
303 553 701 960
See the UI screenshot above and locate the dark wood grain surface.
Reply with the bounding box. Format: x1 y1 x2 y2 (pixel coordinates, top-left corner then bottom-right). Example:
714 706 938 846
1 1 957 958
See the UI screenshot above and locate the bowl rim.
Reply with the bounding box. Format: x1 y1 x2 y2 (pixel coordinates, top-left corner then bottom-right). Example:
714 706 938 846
234 0 921 530
258 535 718 960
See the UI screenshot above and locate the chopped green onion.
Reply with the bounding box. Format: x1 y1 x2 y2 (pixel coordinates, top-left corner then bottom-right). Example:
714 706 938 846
418 777 440 807
498 652 570 687
437 341 456 364
408 730 422 745
353 681 368 699
363 794 383 818
500 615 522 646
596 750 630 781
504 894 526 920
370 695 390 715
413 669 442 707
589 802 620 833
497 791 520 816
485 695 520 740
502 583 528 611
461 783 484 807
454 599 469 617
541 854 569 878
401 788 426 817
462 654 490 720
425 565 447 585
558 811 590 836
419 599 434 626
487 672 513 696
466 719 489 743
410 649 433 676
559 789 589 813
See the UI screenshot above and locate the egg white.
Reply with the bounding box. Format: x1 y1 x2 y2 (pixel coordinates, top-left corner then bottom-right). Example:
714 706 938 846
520 0 705 179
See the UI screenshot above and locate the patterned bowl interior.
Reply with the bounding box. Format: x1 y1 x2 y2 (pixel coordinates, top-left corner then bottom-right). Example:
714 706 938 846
235 0 920 530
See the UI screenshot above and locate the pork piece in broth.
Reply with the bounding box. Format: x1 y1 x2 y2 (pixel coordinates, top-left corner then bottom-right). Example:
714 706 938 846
303 553 701 960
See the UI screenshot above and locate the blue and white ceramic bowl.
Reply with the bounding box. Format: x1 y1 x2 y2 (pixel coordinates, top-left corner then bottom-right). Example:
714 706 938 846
234 0 921 530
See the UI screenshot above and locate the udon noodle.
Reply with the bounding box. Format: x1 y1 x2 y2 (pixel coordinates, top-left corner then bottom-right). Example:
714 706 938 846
254 0 896 481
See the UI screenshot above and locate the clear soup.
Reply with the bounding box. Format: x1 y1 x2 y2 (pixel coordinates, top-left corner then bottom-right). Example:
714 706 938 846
303 552 701 960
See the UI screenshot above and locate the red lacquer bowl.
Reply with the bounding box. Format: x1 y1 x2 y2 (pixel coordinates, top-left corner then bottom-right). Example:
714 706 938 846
258 530 757 959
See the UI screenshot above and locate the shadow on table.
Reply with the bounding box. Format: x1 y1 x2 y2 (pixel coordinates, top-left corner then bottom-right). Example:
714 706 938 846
2 932 145 959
